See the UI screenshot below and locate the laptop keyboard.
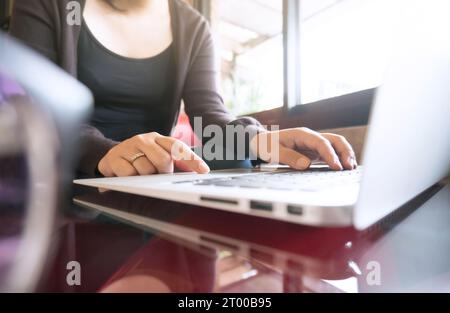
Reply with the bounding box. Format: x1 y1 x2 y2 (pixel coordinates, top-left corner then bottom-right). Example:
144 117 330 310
173 167 363 192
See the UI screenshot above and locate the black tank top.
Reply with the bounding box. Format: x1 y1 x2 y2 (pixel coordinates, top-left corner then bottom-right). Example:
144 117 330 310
77 22 175 142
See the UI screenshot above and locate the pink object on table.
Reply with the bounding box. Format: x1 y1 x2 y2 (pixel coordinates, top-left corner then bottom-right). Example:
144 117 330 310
172 110 201 147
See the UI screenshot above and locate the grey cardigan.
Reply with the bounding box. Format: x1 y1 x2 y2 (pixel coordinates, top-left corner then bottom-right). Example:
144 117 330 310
10 0 262 176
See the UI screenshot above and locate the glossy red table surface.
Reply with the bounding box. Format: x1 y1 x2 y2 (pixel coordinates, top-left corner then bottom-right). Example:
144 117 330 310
35 182 449 293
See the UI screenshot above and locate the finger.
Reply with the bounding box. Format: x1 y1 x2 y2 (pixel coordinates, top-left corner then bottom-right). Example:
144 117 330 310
174 159 197 172
322 133 357 170
155 136 210 174
278 145 312 170
98 158 115 177
111 158 138 177
138 140 174 174
290 129 343 171
132 155 158 175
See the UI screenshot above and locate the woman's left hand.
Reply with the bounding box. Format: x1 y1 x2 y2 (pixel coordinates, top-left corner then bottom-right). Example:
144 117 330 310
250 128 358 171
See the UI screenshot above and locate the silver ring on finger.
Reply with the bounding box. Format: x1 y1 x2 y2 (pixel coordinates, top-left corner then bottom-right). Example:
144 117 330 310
128 152 146 164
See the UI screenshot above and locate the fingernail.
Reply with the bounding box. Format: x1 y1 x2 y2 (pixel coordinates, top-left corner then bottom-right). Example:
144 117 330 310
347 157 355 169
198 162 210 173
334 158 343 170
296 158 311 170
349 157 358 169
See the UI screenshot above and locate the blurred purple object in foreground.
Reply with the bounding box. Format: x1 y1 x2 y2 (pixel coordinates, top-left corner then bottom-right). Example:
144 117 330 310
0 72 25 103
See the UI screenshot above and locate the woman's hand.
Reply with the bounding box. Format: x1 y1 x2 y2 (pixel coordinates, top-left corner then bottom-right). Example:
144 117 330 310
250 128 357 171
98 132 210 177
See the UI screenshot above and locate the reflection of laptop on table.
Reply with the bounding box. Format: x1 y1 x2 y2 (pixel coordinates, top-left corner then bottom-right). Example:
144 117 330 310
73 191 367 282
75 5 450 229
74 183 448 292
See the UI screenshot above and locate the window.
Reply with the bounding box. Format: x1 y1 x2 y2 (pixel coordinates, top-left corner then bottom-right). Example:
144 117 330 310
299 0 405 104
209 0 284 116
196 0 411 114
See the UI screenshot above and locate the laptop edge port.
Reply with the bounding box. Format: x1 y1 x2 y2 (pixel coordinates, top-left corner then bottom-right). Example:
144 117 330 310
287 205 304 216
250 201 273 212
200 196 238 206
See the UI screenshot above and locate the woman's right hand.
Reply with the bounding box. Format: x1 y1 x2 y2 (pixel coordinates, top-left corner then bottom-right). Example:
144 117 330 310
98 132 210 177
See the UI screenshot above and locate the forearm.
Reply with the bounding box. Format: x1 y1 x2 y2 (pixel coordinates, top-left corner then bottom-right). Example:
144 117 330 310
186 104 266 162
78 125 119 176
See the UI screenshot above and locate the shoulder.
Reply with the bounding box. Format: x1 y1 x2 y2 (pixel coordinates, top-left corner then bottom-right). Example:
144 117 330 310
172 0 211 42
172 0 209 27
13 0 75 11
12 0 81 21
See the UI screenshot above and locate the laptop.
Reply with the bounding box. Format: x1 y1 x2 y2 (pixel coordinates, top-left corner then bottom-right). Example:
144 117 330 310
74 3 450 230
